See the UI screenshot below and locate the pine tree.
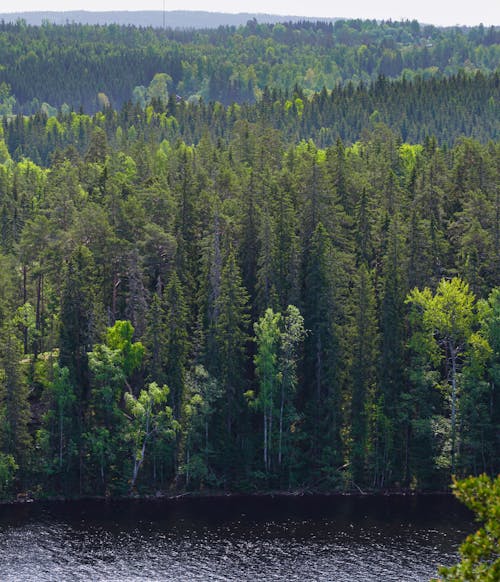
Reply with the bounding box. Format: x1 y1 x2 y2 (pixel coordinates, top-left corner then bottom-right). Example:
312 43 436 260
377 214 408 485
59 245 98 401
214 248 250 482
302 222 344 481
163 270 189 419
350 263 378 484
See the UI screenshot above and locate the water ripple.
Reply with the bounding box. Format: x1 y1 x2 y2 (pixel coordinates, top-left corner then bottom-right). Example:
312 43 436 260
0 497 472 581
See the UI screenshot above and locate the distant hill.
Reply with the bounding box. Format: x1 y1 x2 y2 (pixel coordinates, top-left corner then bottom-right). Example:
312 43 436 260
0 10 338 29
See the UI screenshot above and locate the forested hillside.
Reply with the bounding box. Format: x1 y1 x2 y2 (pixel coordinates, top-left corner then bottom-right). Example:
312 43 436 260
0 20 498 500
2 72 499 168
0 19 498 112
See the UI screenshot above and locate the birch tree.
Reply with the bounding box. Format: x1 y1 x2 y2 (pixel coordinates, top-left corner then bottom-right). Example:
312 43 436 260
125 382 178 493
406 277 477 474
253 308 281 472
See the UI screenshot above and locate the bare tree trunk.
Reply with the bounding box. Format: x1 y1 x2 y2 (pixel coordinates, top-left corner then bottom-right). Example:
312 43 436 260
130 410 151 493
35 273 42 357
264 408 268 470
22 265 28 354
450 342 457 475
112 272 120 321
205 419 209 469
130 438 148 493
269 391 273 471
278 379 285 466
59 407 63 469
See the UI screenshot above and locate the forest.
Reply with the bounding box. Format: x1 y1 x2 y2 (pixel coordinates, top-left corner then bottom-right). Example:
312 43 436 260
0 19 499 111
0 20 498 500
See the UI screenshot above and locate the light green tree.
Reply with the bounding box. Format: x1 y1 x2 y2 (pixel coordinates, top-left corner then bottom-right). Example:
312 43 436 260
248 305 305 474
181 365 223 488
146 73 172 106
277 305 305 467
125 382 178 492
434 474 500 581
105 320 144 388
406 278 478 474
253 307 281 472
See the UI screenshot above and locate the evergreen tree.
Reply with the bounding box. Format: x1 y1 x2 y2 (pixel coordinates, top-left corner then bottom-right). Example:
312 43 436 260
377 214 407 485
350 264 378 485
302 222 344 483
213 248 250 482
59 245 98 400
162 270 189 419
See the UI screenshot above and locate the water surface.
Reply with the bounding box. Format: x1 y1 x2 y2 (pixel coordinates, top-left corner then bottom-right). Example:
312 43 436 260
0 494 473 581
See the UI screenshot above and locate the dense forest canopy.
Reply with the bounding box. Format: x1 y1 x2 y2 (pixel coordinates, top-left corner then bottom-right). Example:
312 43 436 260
0 19 498 499
0 19 498 111
1 72 499 167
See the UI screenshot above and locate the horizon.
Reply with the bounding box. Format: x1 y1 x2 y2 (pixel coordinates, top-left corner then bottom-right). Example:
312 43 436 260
0 3 498 27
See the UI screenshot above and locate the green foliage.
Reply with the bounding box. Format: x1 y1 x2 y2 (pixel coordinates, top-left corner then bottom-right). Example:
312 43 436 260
36 363 77 492
406 279 496 478
146 73 172 106
435 474 500 581
0 81 15 116
180 365 223 488
124 382 178 491
0 21 498 114
105 320 144 378
407 278 476 349
0 324 31 470
0 55 498 497
253 308 281 472
0 452 17 498
59 245 97 396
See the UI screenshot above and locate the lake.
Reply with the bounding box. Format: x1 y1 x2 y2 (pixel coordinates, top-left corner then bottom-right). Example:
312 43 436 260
0 494 473 581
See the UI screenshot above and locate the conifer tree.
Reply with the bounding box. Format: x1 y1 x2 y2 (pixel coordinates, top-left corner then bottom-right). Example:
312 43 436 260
377 214 408 484
214 248 250 480
350 264 378 484
163 270 189 419
303 222 343 479
59 245 97 401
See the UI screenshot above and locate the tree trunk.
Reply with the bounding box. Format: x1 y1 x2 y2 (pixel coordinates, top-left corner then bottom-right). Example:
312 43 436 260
59 406 63 469
22 265 28 354
263 408 268 470
35 273 42 357
130 410 151 493
278 379 285 466
450 342 457 475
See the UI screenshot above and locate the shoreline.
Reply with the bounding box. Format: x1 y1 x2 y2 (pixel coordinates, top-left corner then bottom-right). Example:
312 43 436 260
0 487 454 507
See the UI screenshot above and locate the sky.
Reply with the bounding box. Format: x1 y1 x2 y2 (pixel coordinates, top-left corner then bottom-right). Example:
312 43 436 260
1 1 499 27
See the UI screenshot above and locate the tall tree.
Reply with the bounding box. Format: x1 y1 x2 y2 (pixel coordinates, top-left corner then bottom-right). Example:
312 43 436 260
407 278 479 475
214 248 250 482
350 264 378 484
253 308 281 472
302 222 344 481
276 305 305 473
59 245 98 399
162 270 189 419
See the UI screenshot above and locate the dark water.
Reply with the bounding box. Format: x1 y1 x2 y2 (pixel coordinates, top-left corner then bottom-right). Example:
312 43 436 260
0 494 473 581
